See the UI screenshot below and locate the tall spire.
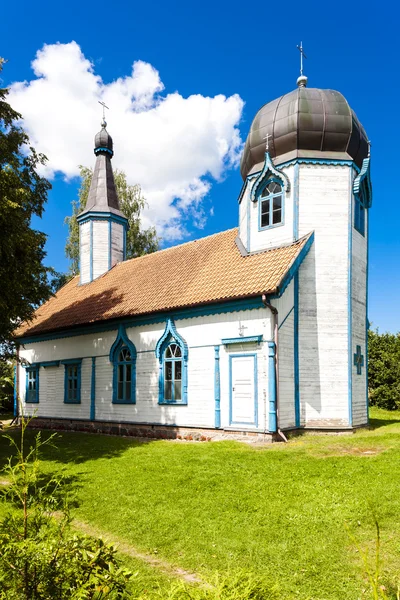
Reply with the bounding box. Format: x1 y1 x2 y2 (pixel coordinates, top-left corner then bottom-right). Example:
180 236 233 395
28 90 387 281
80 121 124 217
296 41 308 88
77 120 128 284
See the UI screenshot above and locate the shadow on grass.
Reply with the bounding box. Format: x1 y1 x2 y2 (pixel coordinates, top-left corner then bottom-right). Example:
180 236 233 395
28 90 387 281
368 417 400 430
0 426 153 468
2 471 82 511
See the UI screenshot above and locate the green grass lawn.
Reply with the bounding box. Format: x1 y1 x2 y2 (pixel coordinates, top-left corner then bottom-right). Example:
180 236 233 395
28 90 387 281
2 407 400 599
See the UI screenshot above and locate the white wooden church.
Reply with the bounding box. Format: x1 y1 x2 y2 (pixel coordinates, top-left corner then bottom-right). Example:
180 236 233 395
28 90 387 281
15 73 372 439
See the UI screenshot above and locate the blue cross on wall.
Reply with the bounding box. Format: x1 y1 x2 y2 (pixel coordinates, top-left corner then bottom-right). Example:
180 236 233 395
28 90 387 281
354 345 364 375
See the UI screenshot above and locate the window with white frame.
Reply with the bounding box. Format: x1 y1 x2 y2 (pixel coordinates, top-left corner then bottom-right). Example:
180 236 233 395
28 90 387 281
259 180 283 229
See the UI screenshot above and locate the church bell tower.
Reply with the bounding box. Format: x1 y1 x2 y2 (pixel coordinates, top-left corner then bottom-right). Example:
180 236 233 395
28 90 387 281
77 119 128 284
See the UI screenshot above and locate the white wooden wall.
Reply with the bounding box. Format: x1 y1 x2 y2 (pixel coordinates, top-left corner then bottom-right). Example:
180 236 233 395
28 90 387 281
351 210 368 426
111 222 124 266
92 221 109 280
79 222 91 284
19 308 276 432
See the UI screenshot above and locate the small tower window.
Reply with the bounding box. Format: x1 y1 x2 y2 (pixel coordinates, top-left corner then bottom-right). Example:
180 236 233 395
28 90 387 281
354 195 366 236
259 181 283 229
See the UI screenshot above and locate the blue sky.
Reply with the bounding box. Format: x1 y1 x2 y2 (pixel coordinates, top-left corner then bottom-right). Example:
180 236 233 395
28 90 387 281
1 0 399 332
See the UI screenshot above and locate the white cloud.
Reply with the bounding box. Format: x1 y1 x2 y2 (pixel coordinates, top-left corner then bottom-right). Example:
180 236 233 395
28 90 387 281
8 41 244 239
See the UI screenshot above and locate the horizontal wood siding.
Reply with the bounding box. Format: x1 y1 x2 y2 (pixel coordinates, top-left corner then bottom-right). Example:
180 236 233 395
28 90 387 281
111 222 124 266
93 220 109 280
79 221 91 284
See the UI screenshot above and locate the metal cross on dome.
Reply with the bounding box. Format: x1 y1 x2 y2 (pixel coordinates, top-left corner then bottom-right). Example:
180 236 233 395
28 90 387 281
354 345 364 375
263 132 272 152
297 41 307 76
98 100 109 127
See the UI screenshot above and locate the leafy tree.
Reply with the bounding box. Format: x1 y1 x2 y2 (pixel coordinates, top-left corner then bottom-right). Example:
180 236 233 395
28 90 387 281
65 166 159 275
0 360 13 412
0 419 134 598
368 328 400 410
0 58 52 357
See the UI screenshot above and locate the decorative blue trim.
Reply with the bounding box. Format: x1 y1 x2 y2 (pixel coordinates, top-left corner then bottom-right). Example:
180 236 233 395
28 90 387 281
123 224 127 260
108 220 112 270
89 220 93 283
229 353 258 427
90 357 96 421
278 306 294 330
353 156 372 208
354 345 364 375
109 325 137 404
22 362 40 369
13 365 17 417
348 169 353 426
293 162 299 240
247 184 251 252
250 152 290 203
366 211 370 422
155 319 188 405
25 366 39 404
294 273 300 427
40 360 60 368
77 211 128 227
94 146 113 157
214 346 221 428
268 342 277 432
222 335 263 345
269 232 314 299
63 360 82 404
18 297 265 345
276 157 360 172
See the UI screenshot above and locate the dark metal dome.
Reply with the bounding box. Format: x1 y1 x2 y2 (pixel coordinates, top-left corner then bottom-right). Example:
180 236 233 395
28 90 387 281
94 123 113 156
240 87 369 180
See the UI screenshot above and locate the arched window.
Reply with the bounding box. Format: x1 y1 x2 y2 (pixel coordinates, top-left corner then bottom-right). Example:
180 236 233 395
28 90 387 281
155 319 188 405
354 194 366 236
109 325 137 404
163 343 182 402
259 180 283 229
117 347 133 402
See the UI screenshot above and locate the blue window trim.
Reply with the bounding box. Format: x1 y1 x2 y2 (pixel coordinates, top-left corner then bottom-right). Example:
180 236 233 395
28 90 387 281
229 353 258 427
109 324 137 404
155 319 188 405
354 194 366 236
222 335 263 345
257 177 285 232
25 366 39 404
63 359 82 404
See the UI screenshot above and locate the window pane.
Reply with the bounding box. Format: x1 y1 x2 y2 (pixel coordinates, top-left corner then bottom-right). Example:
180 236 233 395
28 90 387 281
261 201 270 227
174 346 182 358
165 361 173 381
273 196 282 210
165 346 172 358
273 209 282 225
174 361 182 381
125 381 131 400
118 364 124 383
118 381 123 400
126 364 131 382
164 380 172 400
174 380 182 401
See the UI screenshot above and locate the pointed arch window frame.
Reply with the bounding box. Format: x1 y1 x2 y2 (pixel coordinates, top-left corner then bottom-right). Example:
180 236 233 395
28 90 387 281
155 319 188 405
258 177 285 231
109 325 137 404
250 152 289 232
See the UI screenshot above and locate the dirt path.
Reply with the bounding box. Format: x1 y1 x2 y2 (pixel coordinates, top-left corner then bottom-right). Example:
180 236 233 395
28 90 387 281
72 518 205 585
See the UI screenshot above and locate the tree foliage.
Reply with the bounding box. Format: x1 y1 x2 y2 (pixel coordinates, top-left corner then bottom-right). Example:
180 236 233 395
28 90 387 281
368 328 400 410
0 58 52 357
0 419 134 598
65 166 159 275
0 360 13 412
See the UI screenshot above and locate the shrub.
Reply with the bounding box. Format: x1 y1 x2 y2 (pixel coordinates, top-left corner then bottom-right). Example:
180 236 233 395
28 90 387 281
0 419 133 599
368 329 400 410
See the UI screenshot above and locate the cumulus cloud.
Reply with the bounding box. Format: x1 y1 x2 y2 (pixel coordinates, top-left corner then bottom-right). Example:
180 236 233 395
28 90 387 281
8 42 244 239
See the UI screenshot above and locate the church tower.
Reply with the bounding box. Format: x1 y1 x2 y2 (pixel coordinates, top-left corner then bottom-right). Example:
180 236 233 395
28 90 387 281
77 119 128 284
238 73 372 429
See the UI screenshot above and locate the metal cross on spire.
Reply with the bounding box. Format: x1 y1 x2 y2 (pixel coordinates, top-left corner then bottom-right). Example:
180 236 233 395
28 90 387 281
296 41 307 76
263 132 272 152
98 100 109 127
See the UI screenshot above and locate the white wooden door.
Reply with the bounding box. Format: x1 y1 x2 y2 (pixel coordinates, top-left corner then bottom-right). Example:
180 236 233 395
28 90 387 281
230 354 257 426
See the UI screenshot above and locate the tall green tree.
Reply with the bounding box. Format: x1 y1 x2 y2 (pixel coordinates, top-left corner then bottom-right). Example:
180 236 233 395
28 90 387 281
368 328 400 410
0 58 52 358
65 166 159 275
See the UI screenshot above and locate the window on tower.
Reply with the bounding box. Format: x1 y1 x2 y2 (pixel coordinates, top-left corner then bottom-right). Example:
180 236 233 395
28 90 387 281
259 180 283 229
354 194 366 236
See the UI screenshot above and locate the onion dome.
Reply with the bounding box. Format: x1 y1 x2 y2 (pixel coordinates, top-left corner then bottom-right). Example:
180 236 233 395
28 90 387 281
240 84 369 179
94 120 114 157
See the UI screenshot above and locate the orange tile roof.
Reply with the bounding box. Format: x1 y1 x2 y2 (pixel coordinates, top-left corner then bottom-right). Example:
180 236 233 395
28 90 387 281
16 228 313 339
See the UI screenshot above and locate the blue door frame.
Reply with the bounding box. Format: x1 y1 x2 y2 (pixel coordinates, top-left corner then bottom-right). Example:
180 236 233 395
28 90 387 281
229 353 258 427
